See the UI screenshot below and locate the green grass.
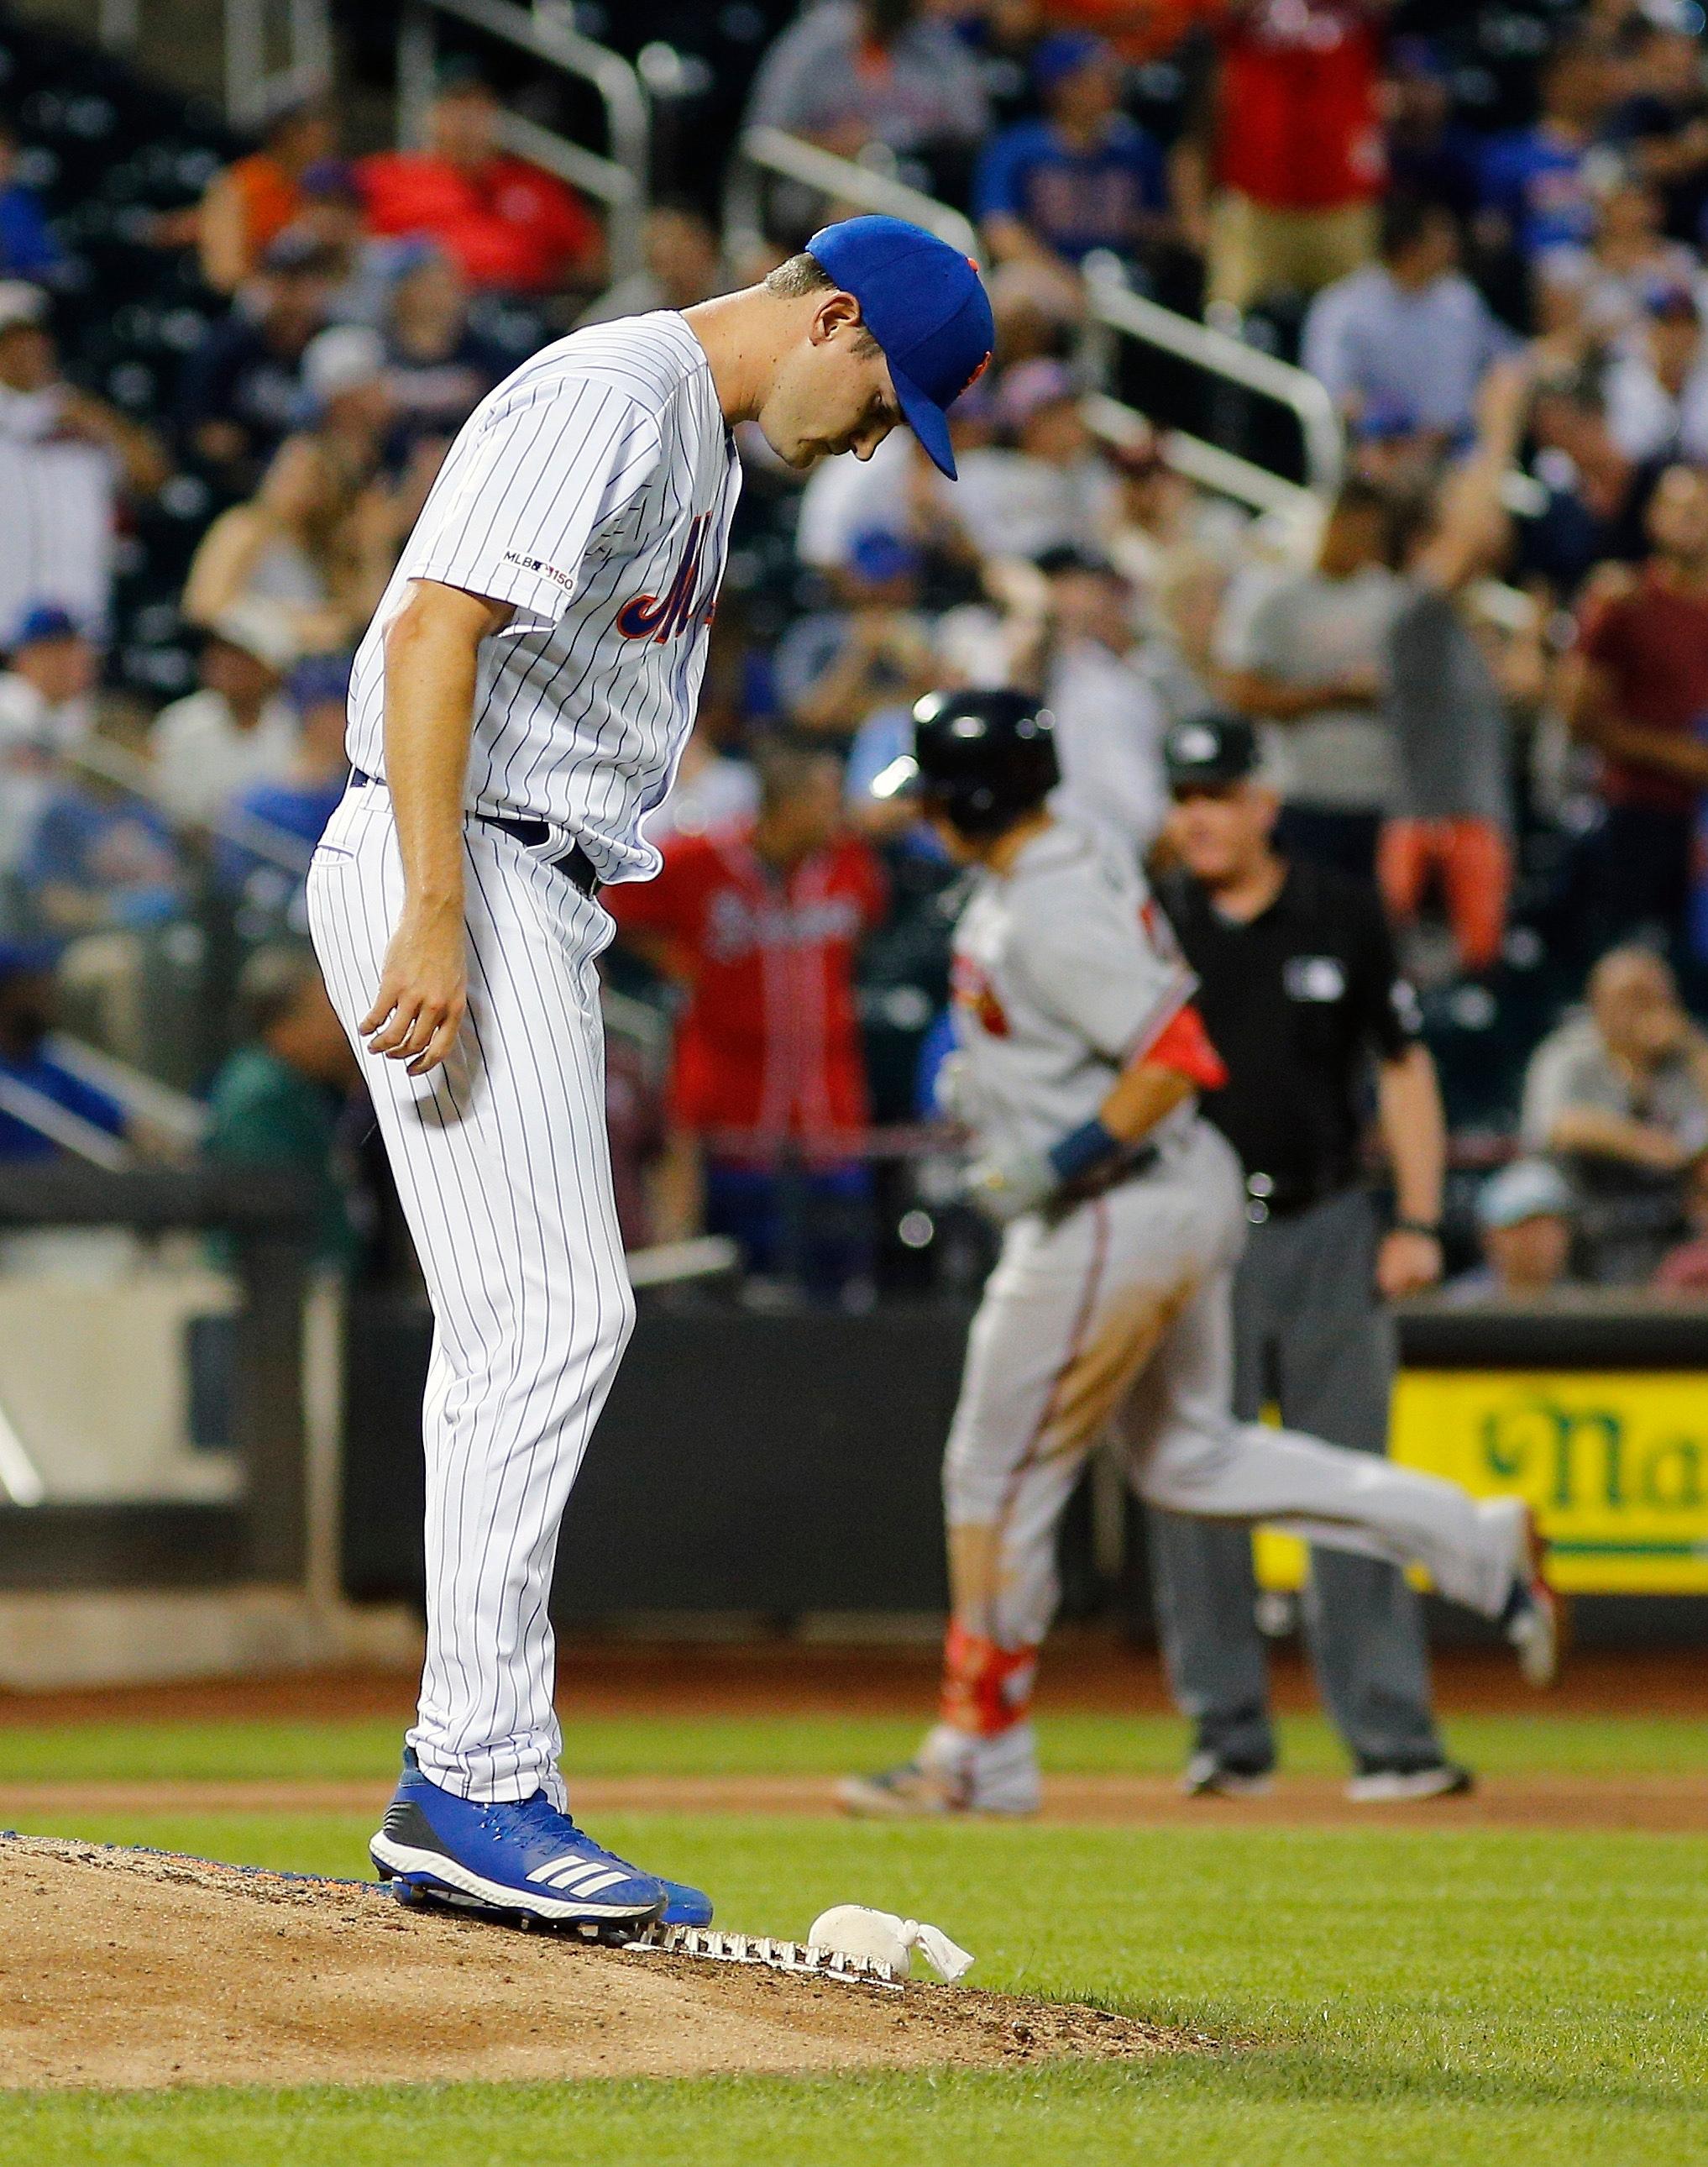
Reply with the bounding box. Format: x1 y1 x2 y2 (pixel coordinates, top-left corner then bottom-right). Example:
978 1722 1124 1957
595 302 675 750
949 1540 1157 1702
2 1713 1706 2164
0 1708 1705 1782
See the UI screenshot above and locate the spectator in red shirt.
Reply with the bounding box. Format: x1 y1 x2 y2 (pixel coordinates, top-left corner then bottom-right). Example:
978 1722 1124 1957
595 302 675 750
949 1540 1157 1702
359 66 602 299
609 740 888 1298
1568 464 1708 952
1040 0 1224 67
1179 0 1386 312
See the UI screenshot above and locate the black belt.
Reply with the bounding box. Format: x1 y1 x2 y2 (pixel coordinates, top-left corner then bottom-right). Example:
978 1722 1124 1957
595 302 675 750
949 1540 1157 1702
349 769 600 896
1053 1141 1160 1215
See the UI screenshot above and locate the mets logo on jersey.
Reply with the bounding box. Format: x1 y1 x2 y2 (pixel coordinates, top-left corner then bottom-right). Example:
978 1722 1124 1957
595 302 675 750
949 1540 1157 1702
616 514 716 643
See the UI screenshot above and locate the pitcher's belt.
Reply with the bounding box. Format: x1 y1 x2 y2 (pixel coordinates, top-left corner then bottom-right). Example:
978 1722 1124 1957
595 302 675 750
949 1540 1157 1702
349 769 600 897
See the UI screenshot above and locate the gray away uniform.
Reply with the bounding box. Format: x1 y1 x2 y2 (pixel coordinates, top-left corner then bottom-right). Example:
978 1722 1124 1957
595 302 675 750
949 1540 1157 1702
925 821 1527 1808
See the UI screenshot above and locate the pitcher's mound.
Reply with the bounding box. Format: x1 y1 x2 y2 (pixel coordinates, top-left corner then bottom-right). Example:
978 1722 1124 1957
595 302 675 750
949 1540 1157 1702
0 1835 1192 2091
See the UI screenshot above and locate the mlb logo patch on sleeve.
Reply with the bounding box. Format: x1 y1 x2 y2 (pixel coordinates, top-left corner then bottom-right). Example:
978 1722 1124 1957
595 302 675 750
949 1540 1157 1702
504 551 576 592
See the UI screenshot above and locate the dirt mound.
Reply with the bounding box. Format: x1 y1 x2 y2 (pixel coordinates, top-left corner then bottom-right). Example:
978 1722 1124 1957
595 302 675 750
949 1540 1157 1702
0 1836 1192 2091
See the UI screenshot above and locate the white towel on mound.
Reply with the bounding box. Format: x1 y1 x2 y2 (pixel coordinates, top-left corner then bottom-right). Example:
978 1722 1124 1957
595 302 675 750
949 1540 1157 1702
807 1905 975 1981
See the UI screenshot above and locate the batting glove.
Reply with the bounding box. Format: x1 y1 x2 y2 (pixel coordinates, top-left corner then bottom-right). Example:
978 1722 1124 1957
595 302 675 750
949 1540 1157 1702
962 1146 1056 1225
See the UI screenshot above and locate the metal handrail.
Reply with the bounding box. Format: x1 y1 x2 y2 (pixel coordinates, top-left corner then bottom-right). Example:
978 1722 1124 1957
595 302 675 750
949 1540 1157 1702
721 149 1333 497
1081 251 1344 500
68 736 316 883
46 1035 210 1148
497 108 642 217
396 0 649 279
726 126 982 268
92 0 332 120
0 1073 133 1170
224 0 333 121
1084 392 1538 630
1083 391 1316 522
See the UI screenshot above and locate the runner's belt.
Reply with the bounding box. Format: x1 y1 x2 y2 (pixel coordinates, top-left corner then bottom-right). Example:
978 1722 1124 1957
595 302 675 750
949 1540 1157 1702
1052 1142 1161 1216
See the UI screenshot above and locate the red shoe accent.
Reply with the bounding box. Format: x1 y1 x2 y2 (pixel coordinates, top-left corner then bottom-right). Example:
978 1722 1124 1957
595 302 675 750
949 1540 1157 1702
940 1623 1039 1738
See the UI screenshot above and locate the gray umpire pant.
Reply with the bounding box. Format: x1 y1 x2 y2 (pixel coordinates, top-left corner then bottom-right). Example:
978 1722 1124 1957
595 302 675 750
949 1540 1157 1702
1145 1187 1447 1772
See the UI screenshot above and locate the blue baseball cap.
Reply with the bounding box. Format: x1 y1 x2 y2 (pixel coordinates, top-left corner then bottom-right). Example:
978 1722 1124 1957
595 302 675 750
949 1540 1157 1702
11 602 80 648
1352 396 1419 443
848 526 923 585
1034 31 1108 93
805 216 994 480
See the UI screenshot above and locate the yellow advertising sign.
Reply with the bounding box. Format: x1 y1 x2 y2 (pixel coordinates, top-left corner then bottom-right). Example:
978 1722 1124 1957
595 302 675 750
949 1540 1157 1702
1254 1369 1708 1596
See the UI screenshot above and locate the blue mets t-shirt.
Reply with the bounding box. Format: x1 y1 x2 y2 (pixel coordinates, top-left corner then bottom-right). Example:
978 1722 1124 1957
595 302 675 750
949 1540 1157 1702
1479 127 1596 260
973 116 1166 265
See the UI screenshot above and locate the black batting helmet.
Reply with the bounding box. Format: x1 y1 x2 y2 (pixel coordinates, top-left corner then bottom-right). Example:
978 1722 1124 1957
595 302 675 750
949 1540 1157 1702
903 687 1060 837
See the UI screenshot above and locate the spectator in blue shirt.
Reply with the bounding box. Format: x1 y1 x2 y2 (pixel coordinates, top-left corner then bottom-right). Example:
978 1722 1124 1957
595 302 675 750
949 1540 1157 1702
178 229 335 490
215 652 351 900
0 944 126 1161
774 528 936 744
24 764 182 938
0 123 61 283
1302 198 1511 455
1478 38 1614 273
974 32 1168 271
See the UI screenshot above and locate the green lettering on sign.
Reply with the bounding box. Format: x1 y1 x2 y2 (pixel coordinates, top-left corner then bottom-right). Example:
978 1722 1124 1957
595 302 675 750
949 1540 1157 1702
1481 1398 1625 1509
1642 1438 1706 1511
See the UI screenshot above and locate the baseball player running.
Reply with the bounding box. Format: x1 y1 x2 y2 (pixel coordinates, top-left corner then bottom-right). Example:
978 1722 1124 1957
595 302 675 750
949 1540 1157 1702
306 218 994 1926
841 690 1557 1818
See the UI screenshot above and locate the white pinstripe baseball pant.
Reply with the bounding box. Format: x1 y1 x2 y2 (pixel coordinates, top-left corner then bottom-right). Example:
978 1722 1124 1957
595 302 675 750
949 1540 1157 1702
307 782 634 1805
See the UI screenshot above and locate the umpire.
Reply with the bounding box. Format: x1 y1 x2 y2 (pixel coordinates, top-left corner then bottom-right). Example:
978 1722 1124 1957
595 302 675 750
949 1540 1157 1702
1147 715 1469 1802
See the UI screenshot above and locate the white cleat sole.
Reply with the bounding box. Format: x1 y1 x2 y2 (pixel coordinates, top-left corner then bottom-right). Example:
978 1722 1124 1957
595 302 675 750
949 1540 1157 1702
369 1833 664 1924
1345 1766 1475 1804
1181 1752 1274 1799
1181 1772 1274 1800
835 1773 1038 1820
836 1774 956 1819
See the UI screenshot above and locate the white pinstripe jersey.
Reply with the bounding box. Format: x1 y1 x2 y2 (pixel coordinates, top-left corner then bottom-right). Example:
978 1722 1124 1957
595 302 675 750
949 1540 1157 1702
346 310 741 884
950 819 1199 1158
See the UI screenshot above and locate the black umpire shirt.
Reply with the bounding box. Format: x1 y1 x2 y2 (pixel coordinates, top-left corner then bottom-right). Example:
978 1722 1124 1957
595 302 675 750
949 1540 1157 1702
1156 859 1422 1208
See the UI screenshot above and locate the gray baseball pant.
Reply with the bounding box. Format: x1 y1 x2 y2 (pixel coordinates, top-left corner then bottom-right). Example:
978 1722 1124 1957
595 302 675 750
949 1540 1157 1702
944 1124 1520 1671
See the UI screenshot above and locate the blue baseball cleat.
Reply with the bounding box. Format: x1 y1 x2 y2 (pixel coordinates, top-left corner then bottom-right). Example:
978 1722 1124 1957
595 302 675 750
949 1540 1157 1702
658 1877 714 1928
370 1750 667 1929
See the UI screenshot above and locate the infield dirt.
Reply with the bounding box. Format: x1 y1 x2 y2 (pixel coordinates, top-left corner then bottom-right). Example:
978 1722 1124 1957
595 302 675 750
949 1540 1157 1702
0 1837 1192 2091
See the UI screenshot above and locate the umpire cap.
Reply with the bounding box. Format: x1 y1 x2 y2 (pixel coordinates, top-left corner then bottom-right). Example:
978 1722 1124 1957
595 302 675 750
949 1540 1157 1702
876 687 1060 838
1162 712 1260 792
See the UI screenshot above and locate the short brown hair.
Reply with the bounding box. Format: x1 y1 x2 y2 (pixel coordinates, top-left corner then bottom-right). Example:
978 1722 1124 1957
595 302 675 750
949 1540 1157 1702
763 252 881 354
764 251 835 298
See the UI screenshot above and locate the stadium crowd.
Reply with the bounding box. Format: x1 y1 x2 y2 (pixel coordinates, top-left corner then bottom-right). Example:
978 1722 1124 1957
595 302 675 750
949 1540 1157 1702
3 0 1708 1307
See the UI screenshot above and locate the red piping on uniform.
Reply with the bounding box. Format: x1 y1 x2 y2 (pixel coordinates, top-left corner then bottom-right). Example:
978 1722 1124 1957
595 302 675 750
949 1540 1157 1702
940 1198 1109 1733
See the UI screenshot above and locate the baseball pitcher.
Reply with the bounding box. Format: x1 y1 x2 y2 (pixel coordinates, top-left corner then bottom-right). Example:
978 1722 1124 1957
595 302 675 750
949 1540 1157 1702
306 219 995 1925
842 689 1557 1818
